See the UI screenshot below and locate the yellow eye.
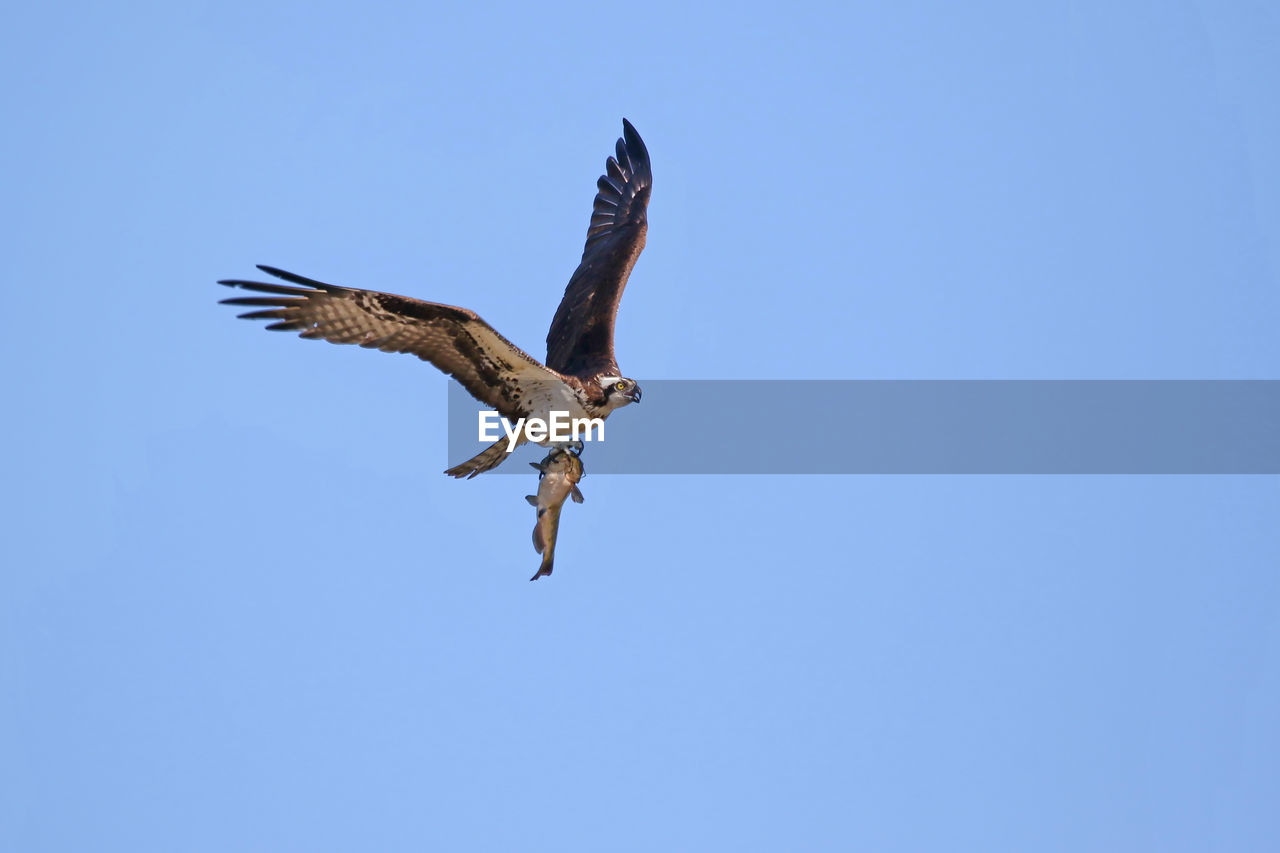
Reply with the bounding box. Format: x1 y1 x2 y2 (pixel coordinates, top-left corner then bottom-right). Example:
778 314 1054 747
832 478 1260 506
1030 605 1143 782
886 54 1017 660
615 381 626 391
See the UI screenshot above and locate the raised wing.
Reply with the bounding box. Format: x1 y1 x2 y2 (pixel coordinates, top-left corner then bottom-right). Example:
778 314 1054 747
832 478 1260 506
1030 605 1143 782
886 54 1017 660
219 265 563 420
545 119 652 379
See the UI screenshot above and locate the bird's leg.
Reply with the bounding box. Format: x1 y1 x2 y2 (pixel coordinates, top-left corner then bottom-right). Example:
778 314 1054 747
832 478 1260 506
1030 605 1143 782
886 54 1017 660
547 439 584 457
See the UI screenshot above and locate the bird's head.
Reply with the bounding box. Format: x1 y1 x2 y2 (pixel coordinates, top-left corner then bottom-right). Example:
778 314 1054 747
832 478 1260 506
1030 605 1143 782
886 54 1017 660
600 376 642 410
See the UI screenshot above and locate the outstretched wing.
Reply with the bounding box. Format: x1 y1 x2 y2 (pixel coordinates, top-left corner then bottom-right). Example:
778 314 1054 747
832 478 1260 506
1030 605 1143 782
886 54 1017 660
219 265 564 420
545 118 652 379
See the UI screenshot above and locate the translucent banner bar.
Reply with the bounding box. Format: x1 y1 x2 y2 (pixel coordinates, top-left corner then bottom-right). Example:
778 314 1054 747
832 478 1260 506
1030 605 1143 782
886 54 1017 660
446 380 1280 474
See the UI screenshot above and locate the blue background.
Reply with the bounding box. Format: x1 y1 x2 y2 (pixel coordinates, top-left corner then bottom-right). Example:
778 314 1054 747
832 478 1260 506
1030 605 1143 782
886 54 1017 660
3 1 1277 849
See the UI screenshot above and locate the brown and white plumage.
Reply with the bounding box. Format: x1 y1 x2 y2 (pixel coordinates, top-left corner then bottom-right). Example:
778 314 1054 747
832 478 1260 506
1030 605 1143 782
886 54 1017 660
546 119 652 379
219 265 564 424
219 119 651 477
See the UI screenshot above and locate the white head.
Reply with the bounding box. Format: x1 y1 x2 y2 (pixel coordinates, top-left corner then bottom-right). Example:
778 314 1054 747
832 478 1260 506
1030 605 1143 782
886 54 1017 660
598 375 642 412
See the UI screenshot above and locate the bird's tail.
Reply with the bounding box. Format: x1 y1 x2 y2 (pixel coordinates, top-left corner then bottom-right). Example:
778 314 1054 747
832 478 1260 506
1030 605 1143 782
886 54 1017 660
445 436 524 479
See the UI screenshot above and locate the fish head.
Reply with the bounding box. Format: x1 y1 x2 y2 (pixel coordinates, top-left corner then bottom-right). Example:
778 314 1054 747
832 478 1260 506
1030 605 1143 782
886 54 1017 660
538 448 576 477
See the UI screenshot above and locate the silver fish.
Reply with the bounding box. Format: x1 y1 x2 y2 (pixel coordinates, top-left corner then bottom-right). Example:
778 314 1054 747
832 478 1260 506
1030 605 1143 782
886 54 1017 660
525 449 585 581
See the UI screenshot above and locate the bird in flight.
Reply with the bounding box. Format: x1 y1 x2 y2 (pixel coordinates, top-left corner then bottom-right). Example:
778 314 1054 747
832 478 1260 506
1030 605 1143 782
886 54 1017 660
219 119 651 477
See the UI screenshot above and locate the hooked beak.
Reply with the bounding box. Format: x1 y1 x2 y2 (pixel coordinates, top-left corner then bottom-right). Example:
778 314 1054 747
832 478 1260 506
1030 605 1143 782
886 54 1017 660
628 385 642 404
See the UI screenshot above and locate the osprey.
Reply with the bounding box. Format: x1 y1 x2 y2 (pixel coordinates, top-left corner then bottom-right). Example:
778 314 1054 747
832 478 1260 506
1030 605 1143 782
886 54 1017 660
220 119 651 477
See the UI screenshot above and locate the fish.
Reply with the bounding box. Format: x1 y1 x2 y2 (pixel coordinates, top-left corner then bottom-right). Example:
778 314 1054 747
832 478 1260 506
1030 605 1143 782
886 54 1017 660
525 448 585 581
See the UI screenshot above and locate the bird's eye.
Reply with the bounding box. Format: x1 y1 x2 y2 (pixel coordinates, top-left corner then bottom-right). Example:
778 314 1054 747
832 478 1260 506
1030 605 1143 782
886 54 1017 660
615 381 626 391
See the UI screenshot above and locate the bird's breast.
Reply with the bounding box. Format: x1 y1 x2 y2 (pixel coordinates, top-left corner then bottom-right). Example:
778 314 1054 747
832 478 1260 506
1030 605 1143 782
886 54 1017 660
525 384 600 422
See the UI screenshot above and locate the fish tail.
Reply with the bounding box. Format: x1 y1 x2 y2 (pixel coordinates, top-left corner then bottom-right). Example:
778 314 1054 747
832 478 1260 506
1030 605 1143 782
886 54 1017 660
529 554 554 581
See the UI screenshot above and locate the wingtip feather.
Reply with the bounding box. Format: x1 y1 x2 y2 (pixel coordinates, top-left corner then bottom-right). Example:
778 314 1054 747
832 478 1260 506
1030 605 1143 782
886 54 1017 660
254 265 339 291
620 119 651 181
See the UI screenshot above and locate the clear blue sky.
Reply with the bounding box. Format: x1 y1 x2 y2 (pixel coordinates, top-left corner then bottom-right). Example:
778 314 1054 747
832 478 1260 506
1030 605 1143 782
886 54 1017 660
3 1 1278 850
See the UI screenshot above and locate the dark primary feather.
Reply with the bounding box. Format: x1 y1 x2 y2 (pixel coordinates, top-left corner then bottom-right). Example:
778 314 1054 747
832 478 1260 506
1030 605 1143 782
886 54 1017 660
545 118 652 379
219 265 561 420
